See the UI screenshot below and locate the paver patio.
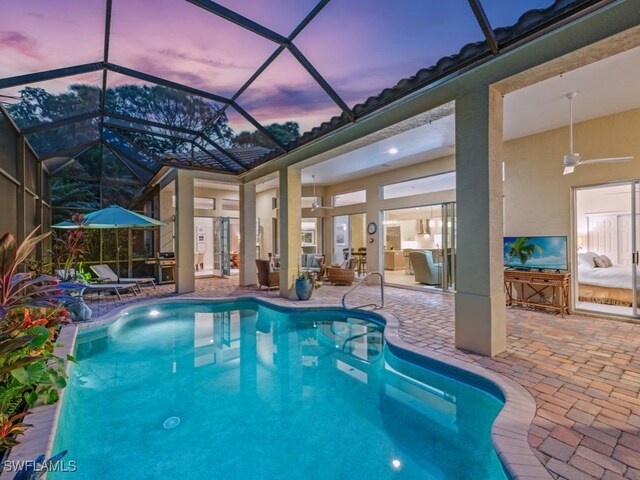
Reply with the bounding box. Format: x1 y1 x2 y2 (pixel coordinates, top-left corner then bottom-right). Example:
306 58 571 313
84 278 640 480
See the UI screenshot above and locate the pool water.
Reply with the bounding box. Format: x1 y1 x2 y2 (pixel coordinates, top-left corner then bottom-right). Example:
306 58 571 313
51 301 508 479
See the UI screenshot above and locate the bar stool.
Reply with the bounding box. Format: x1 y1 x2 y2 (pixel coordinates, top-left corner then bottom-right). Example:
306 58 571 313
357 248 367 276
403 250 413 275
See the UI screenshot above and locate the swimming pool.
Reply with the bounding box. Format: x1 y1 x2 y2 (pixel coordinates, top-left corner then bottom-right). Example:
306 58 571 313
51 300 508 479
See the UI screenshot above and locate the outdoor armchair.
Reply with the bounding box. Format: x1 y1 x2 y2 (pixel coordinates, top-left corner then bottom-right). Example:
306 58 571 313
409 251 441 286
256 259 279 290
326 258 357 285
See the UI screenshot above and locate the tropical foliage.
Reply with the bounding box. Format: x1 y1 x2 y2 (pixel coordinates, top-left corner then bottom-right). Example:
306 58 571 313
0 230 72 449
51 214 88 281
235 121 300 148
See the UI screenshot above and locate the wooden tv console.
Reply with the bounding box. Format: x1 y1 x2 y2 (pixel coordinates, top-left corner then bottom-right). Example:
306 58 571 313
504 269 570 317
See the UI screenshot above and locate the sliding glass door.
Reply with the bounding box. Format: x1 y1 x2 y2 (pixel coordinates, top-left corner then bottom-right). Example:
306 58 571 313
382 202 456 293
575 182 640 318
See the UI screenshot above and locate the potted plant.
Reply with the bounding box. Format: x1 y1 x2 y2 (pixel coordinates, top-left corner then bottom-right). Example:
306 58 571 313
295 269 321 301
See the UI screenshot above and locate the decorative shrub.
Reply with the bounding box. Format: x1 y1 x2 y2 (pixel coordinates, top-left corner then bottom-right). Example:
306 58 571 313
0 229 73 450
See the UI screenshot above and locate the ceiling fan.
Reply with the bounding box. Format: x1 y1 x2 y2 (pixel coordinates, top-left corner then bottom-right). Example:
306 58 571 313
310 175 333 211
562 91 634 175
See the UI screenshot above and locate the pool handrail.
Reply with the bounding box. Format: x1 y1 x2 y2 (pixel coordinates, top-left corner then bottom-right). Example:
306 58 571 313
341 271 384 310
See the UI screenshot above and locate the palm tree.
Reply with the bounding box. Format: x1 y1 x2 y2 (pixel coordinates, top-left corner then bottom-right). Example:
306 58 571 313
505 237 543 266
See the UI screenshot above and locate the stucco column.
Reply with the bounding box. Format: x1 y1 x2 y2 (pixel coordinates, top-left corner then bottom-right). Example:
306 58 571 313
239 183 257 286
454 86 506 357
278 167 301 299
366 185 383 284
175 170 195 293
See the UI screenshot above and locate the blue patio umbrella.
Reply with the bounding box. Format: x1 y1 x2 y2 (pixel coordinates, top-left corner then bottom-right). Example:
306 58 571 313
52 205 165 279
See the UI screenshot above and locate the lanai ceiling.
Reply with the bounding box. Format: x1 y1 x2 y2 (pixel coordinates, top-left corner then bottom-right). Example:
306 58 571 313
303 41 640 185
0 0 616 192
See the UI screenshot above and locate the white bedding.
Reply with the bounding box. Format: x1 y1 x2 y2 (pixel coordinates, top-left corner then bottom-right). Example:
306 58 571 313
578 264 640 289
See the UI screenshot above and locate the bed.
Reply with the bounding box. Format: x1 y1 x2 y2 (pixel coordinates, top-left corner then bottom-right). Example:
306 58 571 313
578 251 639 305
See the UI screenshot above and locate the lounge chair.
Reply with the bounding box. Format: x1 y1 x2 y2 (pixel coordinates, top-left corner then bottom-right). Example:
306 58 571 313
90 264 156 292
83 282 138 300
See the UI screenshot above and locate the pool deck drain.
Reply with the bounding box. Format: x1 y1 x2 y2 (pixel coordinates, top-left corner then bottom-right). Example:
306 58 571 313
163 417 181 430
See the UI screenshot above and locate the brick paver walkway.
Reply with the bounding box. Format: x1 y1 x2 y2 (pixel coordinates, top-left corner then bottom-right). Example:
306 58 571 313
85 277 640 480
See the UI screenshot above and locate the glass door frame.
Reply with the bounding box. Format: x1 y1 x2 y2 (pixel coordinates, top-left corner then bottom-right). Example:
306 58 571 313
572 181 640 319
633 181 639 317
213 217 222 277
441 202 456 293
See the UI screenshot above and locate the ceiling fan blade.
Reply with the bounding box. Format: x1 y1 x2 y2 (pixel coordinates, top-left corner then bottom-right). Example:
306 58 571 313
580 156 634 165
563 165 575 175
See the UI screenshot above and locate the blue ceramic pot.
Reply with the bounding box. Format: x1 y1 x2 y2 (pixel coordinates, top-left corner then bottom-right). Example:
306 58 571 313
295 278 313 300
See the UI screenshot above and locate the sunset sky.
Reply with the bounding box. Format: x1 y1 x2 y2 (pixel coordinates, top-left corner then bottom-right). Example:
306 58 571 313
0 0 554 133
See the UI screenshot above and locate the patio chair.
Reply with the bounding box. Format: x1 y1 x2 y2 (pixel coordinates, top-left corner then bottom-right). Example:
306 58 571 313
90 264 156 292
326 258 357 285
409 251 441 286
256 259 279 290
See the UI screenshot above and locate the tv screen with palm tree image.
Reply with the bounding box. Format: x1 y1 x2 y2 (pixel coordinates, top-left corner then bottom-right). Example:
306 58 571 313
503 236 568 271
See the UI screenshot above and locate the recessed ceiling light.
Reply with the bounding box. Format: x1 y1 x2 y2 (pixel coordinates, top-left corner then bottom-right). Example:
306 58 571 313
388 147 398 155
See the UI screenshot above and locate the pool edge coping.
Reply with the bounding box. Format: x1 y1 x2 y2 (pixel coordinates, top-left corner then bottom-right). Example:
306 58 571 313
7 296 551 480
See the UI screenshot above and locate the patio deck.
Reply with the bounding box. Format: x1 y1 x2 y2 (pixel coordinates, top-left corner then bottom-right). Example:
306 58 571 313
84 278 640 480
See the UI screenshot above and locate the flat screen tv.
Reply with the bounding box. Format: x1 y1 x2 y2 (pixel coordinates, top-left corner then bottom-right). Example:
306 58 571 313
503 236 568 271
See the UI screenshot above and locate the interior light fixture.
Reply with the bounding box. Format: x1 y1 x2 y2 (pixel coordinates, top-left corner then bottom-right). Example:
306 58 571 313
388 147 398 155
391 459 402 470
149 309 160 317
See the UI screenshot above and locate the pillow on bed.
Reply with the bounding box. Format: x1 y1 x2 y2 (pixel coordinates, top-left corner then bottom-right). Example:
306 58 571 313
593 255 613 268
578 251 598 268
600 255 613 267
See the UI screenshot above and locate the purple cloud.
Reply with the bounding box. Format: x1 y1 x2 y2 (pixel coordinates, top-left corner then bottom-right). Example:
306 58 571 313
156 49 251 71
0 30 42 61
241 85 332 113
